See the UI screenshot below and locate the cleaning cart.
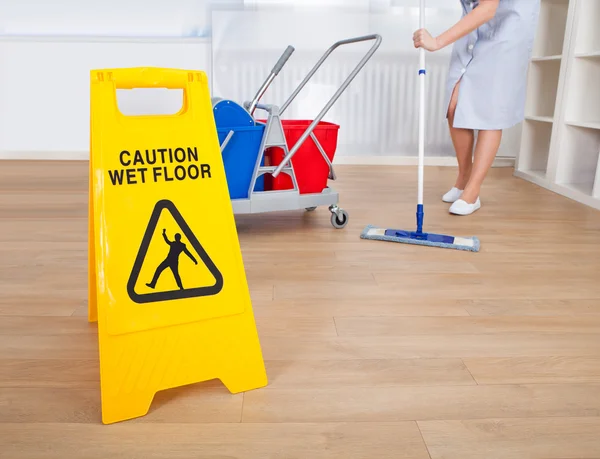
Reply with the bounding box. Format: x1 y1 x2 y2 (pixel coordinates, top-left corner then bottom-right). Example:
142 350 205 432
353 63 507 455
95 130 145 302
213 34 382 229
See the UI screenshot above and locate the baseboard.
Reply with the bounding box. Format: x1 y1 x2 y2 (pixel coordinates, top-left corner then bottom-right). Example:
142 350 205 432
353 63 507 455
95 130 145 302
334 155 515 167
0 150 515 168
0 151 90 160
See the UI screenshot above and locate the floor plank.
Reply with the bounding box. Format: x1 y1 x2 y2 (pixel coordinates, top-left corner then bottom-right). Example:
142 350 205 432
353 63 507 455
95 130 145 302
0 422 431 459
463 298 600 316
0 385 243 424
253 298 471 317
258 333 600 360
334 316 600 336
242 384 600 423
418 417 600 459
0 359 99 389
463 356 600 384
263 358 476 389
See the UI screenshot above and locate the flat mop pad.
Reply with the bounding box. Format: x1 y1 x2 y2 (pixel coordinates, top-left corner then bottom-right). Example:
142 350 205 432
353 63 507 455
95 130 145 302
361 224 480 252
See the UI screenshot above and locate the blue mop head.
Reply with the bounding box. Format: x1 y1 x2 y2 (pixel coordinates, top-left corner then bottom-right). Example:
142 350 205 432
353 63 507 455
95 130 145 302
360 224 480 252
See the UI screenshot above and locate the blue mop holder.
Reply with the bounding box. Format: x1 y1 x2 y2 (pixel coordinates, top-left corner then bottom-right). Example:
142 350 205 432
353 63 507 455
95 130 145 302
416 204 425 236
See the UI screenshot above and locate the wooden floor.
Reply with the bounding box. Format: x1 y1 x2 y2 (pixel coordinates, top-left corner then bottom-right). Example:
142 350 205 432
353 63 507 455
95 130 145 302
2 160 600 458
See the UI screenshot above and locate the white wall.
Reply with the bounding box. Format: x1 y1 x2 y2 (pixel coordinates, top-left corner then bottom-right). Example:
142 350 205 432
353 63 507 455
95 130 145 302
0 38 211 159
0 0 521 163
0 0 211 37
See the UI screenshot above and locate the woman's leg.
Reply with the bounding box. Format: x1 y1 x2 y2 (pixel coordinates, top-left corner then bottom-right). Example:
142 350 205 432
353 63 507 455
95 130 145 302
460 129 503 204
447 80 474 190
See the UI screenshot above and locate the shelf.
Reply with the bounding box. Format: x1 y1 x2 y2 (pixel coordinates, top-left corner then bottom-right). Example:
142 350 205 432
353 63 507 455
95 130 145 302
566 120 600 130
575 51 600 59
516 0 600 210
574 0 600 55
514 169 548 184
565 56 600 125
531 55 562 62
553 182 600 210
555 125 600 198
563 181 595 197
525 59 561 119
532 0 570 57
526 115 554 124
516 119 554 178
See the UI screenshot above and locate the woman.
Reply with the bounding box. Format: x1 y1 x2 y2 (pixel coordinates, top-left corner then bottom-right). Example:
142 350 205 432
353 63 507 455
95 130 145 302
413 0 540 215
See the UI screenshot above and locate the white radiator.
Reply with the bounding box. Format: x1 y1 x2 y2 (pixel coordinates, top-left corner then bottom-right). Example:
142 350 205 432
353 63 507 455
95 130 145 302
212 50 455 158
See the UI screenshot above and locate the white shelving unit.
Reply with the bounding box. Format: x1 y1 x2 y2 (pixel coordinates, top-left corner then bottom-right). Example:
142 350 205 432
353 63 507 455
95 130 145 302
515 0 600 210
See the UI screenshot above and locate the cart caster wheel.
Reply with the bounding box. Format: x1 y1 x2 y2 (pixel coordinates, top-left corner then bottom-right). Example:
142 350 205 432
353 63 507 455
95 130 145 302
330 209 349 229
305 207 317 212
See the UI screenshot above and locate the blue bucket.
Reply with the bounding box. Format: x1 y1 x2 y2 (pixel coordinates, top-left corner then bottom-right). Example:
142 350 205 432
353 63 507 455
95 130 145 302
217 125 265 199
213 99 265 200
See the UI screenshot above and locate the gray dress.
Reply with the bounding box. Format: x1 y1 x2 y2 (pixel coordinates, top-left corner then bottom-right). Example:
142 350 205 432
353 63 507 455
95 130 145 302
444 0 541 130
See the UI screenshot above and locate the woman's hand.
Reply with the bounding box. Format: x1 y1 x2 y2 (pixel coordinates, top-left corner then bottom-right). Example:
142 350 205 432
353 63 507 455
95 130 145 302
413 28 440 52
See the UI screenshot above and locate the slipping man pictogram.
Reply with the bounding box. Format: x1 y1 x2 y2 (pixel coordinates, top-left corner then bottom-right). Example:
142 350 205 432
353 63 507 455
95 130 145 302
146 229 198 290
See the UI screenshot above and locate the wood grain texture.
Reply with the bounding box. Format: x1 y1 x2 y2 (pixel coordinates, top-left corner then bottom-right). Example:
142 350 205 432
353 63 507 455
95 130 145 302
0 386 244 424
462 298 600 316
418 417 600 459
334 316 600 336
241 384 600 423
0 422 431 459
262 358 477 389
257 334 600 360
463 356 600 384
1 161 600 458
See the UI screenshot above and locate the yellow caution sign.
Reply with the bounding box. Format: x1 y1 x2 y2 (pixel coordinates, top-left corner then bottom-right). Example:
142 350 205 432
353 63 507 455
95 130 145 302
88 67 267 425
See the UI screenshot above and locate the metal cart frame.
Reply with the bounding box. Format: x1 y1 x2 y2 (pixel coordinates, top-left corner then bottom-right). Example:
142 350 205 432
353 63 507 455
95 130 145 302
218 34 382 229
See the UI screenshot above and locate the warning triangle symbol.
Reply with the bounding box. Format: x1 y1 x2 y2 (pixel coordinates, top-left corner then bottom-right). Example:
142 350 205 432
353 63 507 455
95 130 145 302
127 199 224 304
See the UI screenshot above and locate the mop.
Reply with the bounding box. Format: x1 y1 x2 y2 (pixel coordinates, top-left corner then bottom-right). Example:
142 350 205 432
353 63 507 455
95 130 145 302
360 0 480 252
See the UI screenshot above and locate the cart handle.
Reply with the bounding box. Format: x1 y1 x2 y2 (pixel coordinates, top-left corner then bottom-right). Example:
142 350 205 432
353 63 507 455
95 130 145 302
273 45 296 76
247 45 295 116
272 34 382 178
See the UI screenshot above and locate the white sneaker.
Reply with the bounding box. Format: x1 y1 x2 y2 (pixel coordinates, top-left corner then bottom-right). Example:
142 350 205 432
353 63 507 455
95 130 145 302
442 187 463 203
449 198 481 216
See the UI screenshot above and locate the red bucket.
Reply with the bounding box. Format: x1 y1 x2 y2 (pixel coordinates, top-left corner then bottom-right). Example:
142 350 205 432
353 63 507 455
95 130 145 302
264 120 340 194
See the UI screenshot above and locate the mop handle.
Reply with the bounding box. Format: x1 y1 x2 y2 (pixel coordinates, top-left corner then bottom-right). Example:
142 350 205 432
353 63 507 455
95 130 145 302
418 0 426 208
413 0 426 235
